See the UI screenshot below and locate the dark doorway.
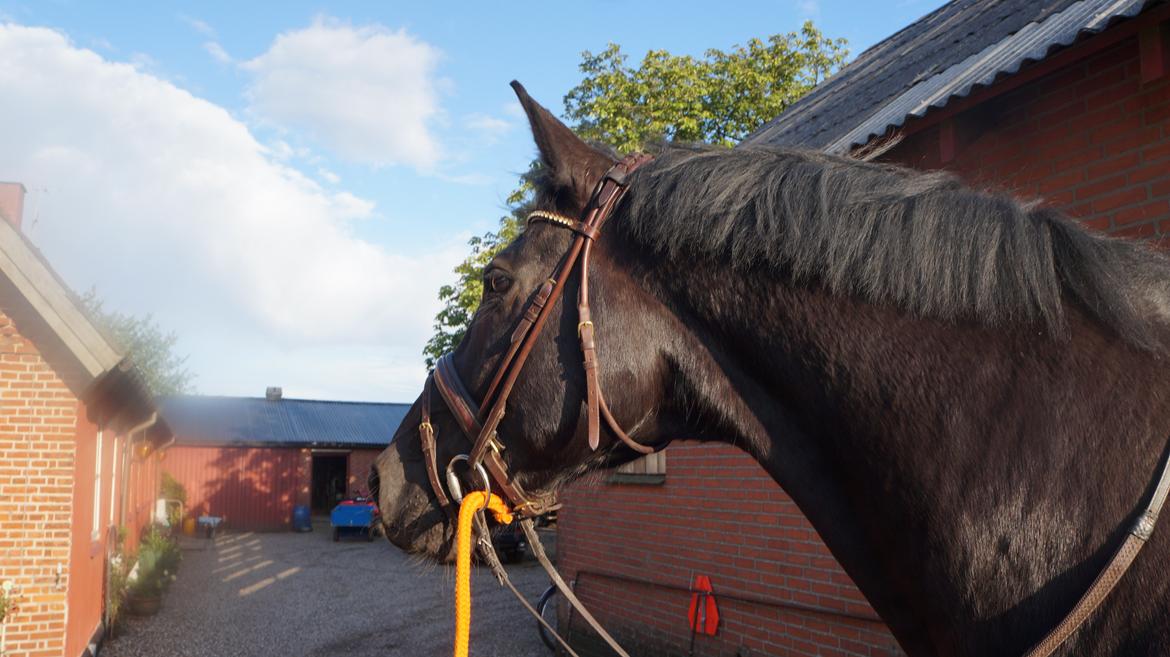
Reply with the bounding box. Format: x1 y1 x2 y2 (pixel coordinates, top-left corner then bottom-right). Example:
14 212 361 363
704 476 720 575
311 453 348 513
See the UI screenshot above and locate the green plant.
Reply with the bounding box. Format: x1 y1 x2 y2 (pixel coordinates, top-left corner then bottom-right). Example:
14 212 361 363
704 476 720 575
161 472 187 526
0 582 10 623
130 525 181 597
107 552 131 626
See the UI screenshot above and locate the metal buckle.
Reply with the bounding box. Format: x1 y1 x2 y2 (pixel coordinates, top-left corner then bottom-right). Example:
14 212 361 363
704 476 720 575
486 433 504 455
577 320 594 337
418 421 433 435
445 454 491 508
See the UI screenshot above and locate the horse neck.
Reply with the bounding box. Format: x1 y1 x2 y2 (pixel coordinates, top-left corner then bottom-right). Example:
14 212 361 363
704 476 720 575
632 252 1170 657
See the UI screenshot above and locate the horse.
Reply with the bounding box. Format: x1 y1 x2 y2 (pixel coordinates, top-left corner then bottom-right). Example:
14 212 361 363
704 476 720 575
371 82 1170 657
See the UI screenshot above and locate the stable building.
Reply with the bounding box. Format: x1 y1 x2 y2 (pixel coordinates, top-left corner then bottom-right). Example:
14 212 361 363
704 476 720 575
556 1 1170 656
158 391 406 531
0 181 172 657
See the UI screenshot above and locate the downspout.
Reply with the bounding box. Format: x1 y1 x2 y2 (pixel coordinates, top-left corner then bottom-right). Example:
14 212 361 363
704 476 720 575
117 412 158 528
106 412 157 638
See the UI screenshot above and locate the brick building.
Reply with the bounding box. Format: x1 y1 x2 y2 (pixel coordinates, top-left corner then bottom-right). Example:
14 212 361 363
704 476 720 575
556 1 1170 655
159 393 407 531
0 181 171 657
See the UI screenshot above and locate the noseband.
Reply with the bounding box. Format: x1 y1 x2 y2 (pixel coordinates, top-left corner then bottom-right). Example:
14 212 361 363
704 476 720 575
418 153 655 519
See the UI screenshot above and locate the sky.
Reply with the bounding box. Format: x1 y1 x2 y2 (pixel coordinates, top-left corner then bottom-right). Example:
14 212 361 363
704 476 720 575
0 0 946 402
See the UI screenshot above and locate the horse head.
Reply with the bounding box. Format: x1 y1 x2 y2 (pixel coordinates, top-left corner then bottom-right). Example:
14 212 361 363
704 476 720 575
371 83 676 560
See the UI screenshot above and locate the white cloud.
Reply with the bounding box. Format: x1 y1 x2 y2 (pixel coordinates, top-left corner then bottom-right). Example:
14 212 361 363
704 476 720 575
242 18 445 171
502 101 525 119
464 113 512 143
0 24 464 397
317 167 341 184
180 14 216 38
203 40 232 64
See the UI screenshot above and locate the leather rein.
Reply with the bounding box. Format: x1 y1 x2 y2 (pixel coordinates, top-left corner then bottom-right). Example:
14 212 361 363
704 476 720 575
411 151 1170 657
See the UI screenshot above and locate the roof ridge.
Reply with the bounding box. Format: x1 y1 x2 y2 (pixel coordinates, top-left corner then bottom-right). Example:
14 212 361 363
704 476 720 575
159 393 412 406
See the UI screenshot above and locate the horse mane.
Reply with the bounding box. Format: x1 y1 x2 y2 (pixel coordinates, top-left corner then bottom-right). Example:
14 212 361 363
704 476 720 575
617 145 1170 352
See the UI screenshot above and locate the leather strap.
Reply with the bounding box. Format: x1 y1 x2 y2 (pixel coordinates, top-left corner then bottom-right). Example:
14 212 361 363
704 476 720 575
520 519 633 657
418 379 454 520
472 515 587 657
1023 439 1170 657
432 355 555 517
423 153 657 519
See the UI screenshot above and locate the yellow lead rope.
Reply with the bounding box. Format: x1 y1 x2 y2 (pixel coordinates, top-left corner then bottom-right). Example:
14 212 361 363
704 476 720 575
455 491 513 657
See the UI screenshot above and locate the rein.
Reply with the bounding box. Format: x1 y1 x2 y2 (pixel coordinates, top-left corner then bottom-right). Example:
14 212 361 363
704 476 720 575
414 151 1170 657
422 153 654 657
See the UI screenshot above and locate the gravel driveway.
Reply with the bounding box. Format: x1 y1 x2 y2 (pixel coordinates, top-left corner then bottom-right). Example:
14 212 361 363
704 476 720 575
102 523 552 657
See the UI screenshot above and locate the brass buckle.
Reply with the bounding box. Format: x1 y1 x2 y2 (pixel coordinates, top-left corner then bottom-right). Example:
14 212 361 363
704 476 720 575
577 320 594 337
487 433 504 455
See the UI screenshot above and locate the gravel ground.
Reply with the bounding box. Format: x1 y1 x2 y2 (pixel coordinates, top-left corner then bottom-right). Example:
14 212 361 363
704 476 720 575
102 522 553 657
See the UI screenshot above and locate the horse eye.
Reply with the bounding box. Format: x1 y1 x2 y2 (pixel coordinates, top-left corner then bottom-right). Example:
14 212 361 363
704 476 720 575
487 272 512 294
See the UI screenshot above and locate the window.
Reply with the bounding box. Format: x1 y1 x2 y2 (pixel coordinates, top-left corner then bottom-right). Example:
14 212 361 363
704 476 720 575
92 430 104 540
108 436 120 526
610 451 666 484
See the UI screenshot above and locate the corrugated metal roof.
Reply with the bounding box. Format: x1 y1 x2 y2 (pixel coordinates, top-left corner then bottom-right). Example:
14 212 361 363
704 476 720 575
159 395 409 447
743 0 1154 152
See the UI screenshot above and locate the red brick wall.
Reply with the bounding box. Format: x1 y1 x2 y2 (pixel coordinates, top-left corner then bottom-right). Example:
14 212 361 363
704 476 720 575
886 35 1170 242
0 310 78 657
557 28 1170 657
346 449 381 498
558 443 899 657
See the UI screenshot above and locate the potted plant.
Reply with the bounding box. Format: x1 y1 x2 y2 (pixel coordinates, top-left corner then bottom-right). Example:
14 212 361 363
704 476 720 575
126 545 165 616
126 525 181 615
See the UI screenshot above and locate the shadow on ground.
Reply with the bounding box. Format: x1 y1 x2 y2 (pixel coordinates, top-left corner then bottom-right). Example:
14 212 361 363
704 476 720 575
103 522 552 657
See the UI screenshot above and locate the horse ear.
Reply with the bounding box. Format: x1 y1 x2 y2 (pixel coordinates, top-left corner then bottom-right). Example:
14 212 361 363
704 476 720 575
511 80 615 212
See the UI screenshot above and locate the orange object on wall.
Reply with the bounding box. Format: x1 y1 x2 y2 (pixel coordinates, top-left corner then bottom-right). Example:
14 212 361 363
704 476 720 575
687 575 719 636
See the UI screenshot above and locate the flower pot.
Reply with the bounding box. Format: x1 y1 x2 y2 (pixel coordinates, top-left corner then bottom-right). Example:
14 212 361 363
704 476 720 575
127 592 162 616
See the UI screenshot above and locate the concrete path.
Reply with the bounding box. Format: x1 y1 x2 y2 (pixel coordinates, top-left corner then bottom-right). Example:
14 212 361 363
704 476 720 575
102 525 553 657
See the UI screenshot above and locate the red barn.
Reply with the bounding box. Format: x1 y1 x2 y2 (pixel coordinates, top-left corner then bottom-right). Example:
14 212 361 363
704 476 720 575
0 182 172 657
556 1 1170 655
159 392 407 531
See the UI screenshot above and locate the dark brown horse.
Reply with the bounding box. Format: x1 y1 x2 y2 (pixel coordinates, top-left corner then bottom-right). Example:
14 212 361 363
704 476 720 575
371 85 1170 656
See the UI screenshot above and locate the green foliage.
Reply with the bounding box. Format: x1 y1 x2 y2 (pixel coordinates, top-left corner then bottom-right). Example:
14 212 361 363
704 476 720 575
107 551 131 625
80 288 194 396
161 472 187 526
129 525 181 598
565 22 848 150
423 25 847 366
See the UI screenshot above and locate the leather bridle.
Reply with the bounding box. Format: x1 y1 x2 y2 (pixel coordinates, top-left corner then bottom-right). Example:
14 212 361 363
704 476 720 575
419 152 655 521
409 149 1170 657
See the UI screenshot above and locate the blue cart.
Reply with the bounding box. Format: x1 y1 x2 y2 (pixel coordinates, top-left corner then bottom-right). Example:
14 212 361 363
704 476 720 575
330 497 380 542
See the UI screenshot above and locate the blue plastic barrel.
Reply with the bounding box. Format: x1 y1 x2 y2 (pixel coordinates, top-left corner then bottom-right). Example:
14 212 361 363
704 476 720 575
292 505 312 532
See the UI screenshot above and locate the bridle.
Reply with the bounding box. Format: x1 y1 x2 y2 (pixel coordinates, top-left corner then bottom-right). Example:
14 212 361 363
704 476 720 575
408 150 1170 657
419 152 656 521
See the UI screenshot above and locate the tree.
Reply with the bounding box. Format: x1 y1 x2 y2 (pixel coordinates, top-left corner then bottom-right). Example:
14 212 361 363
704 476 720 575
566 22 848 150
81 289 194 396
423 23 848 366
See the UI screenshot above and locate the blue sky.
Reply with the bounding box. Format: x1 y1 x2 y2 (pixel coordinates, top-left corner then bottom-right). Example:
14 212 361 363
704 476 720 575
0 0 944 401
